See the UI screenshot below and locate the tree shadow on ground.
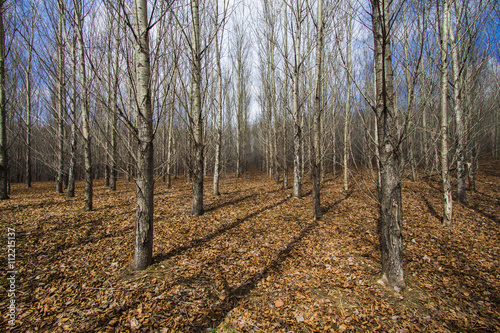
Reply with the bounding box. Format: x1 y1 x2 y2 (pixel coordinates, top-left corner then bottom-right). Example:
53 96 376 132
468 203 498 223
153 196 291 264
322 190 352 214
422 195 442 222
0 200 63 212
205 187 281 213
191 219 320 331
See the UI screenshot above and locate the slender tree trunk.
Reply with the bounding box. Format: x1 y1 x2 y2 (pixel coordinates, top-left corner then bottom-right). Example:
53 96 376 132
56 0 66 194
213 2 223 196
67 34 78 198
265 0 279 184
0 0 7 200
343 9 351 192
292 0 302 198
332 101 336 176
320 80 325 183
440 0 453 226
236 40 244 179
422 105 429 171
110 23 120 191
449 10 466 204
166 91 175 189
312 0 323 220
75 0 92 211
104 119 110 187
283 6 289 190
403 4 417 181
372 0 404 290
190 0 204 215
131 0 154 270
25 23 34 189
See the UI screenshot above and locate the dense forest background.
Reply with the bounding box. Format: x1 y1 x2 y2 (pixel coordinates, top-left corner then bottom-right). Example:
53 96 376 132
1 0 498 193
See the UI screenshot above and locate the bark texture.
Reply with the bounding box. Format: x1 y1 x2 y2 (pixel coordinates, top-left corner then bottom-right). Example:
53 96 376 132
75 0 92 211
440 0 453 226
449 11 466 204
131 0 154 270
372 0 404 290
190 0 204 215
56 0 66 194
213 1 223 196
292 0 302 199
312 0 323 220
66 34 77 198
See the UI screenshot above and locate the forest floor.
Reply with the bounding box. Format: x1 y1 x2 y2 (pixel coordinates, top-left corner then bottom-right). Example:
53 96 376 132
1 161 499 333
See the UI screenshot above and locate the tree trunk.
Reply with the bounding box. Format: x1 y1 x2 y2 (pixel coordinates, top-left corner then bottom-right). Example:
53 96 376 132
110 22 120 191
292 0 302 198
449 9 466 204
440 0 453 225
312 0 323 220
56 0 66 194
67 34 78 198
75 0 92 211
166 92 174 189
372 0 404 290
25 20 34 189
190 0 204 215
131 0 154 270
282 6 289 190
266 0 279 184
343 8 351 192
0 0 7 200
403 4 417 182
213 1 223 196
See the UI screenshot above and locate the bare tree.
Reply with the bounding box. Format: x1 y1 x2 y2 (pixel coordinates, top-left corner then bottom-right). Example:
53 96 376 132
56 0 66 194
312 0 324 220
74 0 92 210
289 0 305 198
190 0 204 215
440 0 453 226
109 11 121 191
66 32 77 198
343 1 352 192
282 4 289 189
23 3 37 189
372 0 404 290
131 0 155 270
448 0 465 204
213 0 229 196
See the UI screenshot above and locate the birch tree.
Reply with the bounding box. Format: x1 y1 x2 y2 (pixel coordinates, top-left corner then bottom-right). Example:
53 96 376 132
131 0 154 270
213 0 229 196
440 0 453 226
448 0 465 204
190 0 204 215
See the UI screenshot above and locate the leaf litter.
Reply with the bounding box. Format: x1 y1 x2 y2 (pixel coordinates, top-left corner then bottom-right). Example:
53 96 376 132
0 161 499 332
